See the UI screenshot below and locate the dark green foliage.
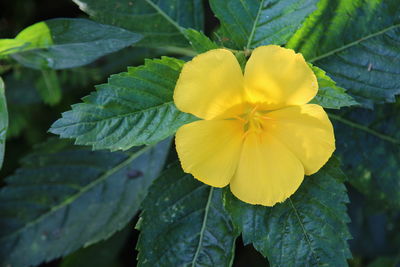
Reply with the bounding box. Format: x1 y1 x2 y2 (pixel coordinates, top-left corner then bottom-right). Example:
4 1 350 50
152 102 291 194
288 0 400 106
210 0 319 49
332 102 400 210
35 69 62 105
0 138 170 267
137 163 239 267
224 158 351 267
72 0 204 47
50 57 196 151
9 18 142 70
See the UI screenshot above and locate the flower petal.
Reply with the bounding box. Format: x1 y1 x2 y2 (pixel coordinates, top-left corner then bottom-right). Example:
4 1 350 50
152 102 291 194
265 104 335 175
174 49 245 120
230 132 304 206
175 119 244 187
244 45 318 109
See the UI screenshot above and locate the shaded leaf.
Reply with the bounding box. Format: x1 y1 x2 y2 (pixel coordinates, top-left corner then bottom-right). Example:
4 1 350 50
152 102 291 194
0 138 171 267
311 65 358 109
332 102 400 210
210 0 318 49
73 0 204 48
1 18 141 69
288 0 400 106
137 163 239 267
50 56 195 151
35 69 62 106
224 158 352 267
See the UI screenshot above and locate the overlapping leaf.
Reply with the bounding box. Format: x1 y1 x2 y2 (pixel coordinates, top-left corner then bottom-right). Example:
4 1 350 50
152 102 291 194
332 102 400 210
0 138 170 267
210 0 318 49
224 158 351 267
288 0 400 106
137 163 239 267
50 57 195 151
0 18 141 69
73 0 204 47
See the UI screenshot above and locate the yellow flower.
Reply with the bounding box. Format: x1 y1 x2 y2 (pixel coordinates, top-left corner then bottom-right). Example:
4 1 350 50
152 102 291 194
174 45 335 206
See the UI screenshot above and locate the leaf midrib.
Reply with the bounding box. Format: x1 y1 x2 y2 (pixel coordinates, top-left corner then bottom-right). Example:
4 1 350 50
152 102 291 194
246 0 265 50
191 187 214 267
0 145 153 242
309 23 400 63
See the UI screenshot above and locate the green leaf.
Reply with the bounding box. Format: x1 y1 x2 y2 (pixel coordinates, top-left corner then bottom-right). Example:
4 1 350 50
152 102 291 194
0 77 8 169
1 18 142 69
184 29 219 53
35 69 62 106
287 0 400 107
224 158 352 267
50 56 195 151
137 163 239 267
73 0 204 48
331 102 400 210
0 138 171 267
311 65 358 109
209 0 319 50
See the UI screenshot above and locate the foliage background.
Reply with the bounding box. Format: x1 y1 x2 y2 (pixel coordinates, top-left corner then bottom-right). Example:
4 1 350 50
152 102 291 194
0 0 399 266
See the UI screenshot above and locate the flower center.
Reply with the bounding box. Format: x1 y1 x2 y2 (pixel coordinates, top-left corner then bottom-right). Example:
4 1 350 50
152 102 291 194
237 105 270 134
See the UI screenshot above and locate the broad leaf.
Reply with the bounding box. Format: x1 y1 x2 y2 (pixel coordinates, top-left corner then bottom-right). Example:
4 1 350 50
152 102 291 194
0 138 170 267
287 0 400 106
73 0 204 47
50 57 195 151
0 77 7 169
210 0 319 49
311 65 358 109
224 158 352 267
137 163 239 267
332 102 400 210
1 18 141 69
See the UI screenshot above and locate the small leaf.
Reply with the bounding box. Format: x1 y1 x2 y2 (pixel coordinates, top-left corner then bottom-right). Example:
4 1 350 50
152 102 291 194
288 0 400 107
35 69 62 106
50 56 196 151
137 163 239 267
311 65 358 109
210 0 319 49
0 138 171 267
73 0 204 48
224 158 352 267
1 18 142 69
184 29 219 53
0 77 8 169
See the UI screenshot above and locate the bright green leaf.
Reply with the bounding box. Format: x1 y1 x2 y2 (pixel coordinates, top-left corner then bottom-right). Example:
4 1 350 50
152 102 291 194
287 0 400 107
0 77 8 169
210 0 319 50
0 138 171 267
73 0 204 48
184 29 219 53
331 102 400 210
2 18 142 69
311 65 358 109
224 158 352 267
50 56 196 151
137 163 239 266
